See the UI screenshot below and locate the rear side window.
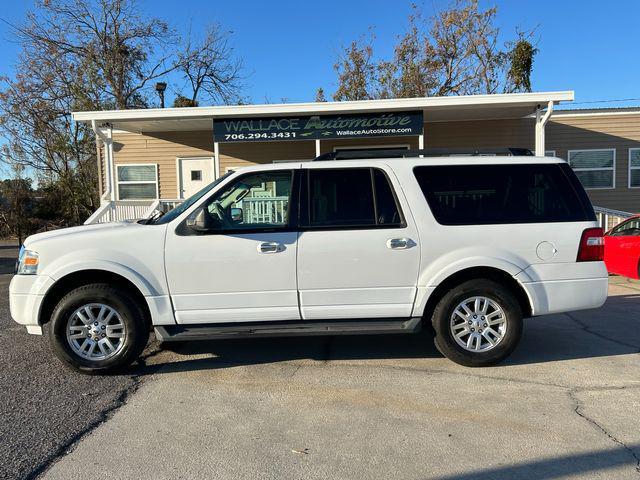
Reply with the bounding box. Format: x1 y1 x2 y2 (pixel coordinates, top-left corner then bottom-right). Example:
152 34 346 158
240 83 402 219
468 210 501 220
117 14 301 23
413 163 595 225
303 168 404 228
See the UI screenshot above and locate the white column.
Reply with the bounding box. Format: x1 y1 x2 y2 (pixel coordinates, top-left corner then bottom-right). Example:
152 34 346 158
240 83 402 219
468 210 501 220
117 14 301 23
418 134 424 150
535 101 554 156
107 127 115 201
213 142 220 179
315 139 321 158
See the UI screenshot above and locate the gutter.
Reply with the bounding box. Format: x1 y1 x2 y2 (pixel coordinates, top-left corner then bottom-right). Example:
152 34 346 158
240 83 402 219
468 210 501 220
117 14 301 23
91 120 114 202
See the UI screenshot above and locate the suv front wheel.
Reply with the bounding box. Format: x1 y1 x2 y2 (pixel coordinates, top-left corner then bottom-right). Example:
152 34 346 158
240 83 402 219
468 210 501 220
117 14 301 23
49 283 149 374
431 279 523 367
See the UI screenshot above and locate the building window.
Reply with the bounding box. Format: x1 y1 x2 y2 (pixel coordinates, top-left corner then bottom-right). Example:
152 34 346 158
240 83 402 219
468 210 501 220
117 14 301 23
191 170 202 181
545 150 556 157
567 149 615 189
629 149 640 188
117 164 158 200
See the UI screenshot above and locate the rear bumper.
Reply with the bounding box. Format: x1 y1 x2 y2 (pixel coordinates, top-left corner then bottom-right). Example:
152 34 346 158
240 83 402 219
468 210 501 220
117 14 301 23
9 274 55 335
516 262 608 316
521 277 608 316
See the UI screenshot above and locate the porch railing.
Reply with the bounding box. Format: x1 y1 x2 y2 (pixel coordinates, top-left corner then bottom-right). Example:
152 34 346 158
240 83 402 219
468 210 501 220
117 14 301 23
84 199 183 225
593 206 634 231
240 196 288 224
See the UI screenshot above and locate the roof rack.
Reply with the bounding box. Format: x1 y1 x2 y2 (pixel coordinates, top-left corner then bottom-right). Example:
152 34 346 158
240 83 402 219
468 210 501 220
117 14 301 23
313 147 534 161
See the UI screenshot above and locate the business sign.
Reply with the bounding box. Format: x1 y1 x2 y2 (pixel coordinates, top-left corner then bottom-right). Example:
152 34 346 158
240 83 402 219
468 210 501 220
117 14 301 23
213 111 423 142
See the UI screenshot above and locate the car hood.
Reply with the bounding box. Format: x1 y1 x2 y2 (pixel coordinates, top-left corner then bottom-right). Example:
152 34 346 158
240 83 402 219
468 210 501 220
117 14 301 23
24 221 141 248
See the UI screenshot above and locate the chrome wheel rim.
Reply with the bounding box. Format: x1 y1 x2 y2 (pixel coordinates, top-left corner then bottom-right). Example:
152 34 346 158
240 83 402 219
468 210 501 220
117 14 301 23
66 303 126 361
450 296 507 352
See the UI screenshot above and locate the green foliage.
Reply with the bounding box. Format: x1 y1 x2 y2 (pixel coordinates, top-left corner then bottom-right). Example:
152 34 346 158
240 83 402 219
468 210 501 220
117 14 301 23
508 38 538 92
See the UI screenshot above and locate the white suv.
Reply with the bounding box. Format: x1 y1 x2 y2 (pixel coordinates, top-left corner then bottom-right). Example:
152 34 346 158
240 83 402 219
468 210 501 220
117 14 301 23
10 151 608 373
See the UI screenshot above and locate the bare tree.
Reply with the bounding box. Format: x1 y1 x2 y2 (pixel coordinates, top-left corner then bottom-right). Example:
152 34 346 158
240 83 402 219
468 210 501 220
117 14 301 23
176 24 244 105
0 0 199 226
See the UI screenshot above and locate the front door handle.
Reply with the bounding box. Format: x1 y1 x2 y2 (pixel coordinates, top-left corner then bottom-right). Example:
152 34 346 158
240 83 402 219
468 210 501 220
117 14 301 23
258 242 284 254
387 238 414 250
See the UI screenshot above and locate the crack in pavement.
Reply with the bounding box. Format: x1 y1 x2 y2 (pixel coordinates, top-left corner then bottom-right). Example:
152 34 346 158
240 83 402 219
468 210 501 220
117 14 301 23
564 312 640 352
568 389 640 475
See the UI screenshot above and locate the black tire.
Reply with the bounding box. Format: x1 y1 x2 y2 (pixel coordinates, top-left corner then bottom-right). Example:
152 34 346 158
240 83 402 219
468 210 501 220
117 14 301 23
49 283 149 374
431 279 523 367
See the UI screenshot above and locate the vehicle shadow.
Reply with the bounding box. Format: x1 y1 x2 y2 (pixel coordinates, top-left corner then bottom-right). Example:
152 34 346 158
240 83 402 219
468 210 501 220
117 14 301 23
132 292 640 375
136 329 442 375
430 443 640 480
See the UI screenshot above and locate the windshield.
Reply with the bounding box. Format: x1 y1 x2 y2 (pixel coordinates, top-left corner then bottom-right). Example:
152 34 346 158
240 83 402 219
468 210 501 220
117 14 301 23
150 171 234 225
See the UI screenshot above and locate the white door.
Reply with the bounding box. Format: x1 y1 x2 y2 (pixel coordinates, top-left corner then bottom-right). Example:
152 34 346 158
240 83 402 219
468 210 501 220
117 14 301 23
297 166 420 320
165 168 300 324
179 158 215 198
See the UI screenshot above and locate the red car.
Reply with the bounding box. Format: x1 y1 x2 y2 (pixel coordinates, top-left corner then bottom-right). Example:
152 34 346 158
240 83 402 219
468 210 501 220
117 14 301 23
604 215 640 279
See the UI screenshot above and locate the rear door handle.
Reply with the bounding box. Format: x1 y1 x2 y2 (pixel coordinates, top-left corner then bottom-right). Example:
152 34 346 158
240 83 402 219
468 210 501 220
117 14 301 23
387 238 414 250
258 242 284 253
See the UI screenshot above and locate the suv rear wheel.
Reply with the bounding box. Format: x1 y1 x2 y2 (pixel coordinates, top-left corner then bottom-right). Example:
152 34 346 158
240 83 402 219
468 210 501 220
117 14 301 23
49 283 149 374
431 279 523 367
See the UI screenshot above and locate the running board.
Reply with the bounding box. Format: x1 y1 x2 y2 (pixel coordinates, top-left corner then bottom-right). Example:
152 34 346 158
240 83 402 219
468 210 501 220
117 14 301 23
155 317 422 342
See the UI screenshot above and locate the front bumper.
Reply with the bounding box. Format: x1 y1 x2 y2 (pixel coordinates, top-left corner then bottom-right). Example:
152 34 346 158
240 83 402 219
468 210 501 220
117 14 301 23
9 274 56 335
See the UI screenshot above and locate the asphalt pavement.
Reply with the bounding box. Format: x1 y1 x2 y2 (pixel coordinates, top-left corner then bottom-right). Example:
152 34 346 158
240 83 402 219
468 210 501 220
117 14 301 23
0 241 146 480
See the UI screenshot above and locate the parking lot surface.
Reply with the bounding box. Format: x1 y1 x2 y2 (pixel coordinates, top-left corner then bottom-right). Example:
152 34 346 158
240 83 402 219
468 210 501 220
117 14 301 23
37 277 640 479
0 243 142 480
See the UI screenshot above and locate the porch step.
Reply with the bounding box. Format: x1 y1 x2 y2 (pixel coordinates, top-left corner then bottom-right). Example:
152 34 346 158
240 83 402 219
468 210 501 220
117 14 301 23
154 317 422 342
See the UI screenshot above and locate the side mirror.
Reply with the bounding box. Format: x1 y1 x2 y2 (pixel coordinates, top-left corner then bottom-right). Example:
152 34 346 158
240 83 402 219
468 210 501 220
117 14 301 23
230 207 243 223
186 207 221 232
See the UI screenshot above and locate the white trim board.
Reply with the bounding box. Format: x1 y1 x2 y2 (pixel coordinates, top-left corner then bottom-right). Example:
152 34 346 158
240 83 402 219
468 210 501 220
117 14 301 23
73 91 574 123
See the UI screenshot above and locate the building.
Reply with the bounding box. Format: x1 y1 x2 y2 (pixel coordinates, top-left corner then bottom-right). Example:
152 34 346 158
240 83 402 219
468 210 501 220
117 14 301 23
71 91 640 225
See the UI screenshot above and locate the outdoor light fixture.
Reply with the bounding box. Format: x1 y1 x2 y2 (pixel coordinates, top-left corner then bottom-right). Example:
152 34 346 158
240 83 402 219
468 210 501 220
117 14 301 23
155 82 167 108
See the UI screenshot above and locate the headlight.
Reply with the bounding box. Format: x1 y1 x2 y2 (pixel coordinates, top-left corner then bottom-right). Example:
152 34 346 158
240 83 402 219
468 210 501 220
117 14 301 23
16 247 39 275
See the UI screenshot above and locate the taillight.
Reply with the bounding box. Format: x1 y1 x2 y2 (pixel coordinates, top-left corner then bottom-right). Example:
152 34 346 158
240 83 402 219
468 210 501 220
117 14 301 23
577 227 604 262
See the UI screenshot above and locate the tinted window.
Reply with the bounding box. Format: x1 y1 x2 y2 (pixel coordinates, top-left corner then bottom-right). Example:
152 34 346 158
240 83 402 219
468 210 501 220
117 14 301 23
414 164 594 225
373 169 403 225
305 168 403 228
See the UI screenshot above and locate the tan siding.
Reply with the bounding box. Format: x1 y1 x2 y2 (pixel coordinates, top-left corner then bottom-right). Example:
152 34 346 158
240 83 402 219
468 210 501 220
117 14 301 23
547 115 640 212
113 130 213 199
319 136 419 154
218 141 316 172
425 118 535 149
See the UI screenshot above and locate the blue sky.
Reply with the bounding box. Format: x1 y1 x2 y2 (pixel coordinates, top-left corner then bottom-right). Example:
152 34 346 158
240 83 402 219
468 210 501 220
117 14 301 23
0 0 639 108
0 0 636 180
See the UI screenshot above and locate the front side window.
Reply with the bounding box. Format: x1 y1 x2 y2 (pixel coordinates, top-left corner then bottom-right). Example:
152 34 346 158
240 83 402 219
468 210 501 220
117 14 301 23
303 168 404 228
117 164 158 200
568 149 615 189
414 163 594 225
198 170 293 231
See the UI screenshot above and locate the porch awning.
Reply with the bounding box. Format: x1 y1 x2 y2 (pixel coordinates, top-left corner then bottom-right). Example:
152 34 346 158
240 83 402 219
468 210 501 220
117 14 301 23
72 91 574 134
